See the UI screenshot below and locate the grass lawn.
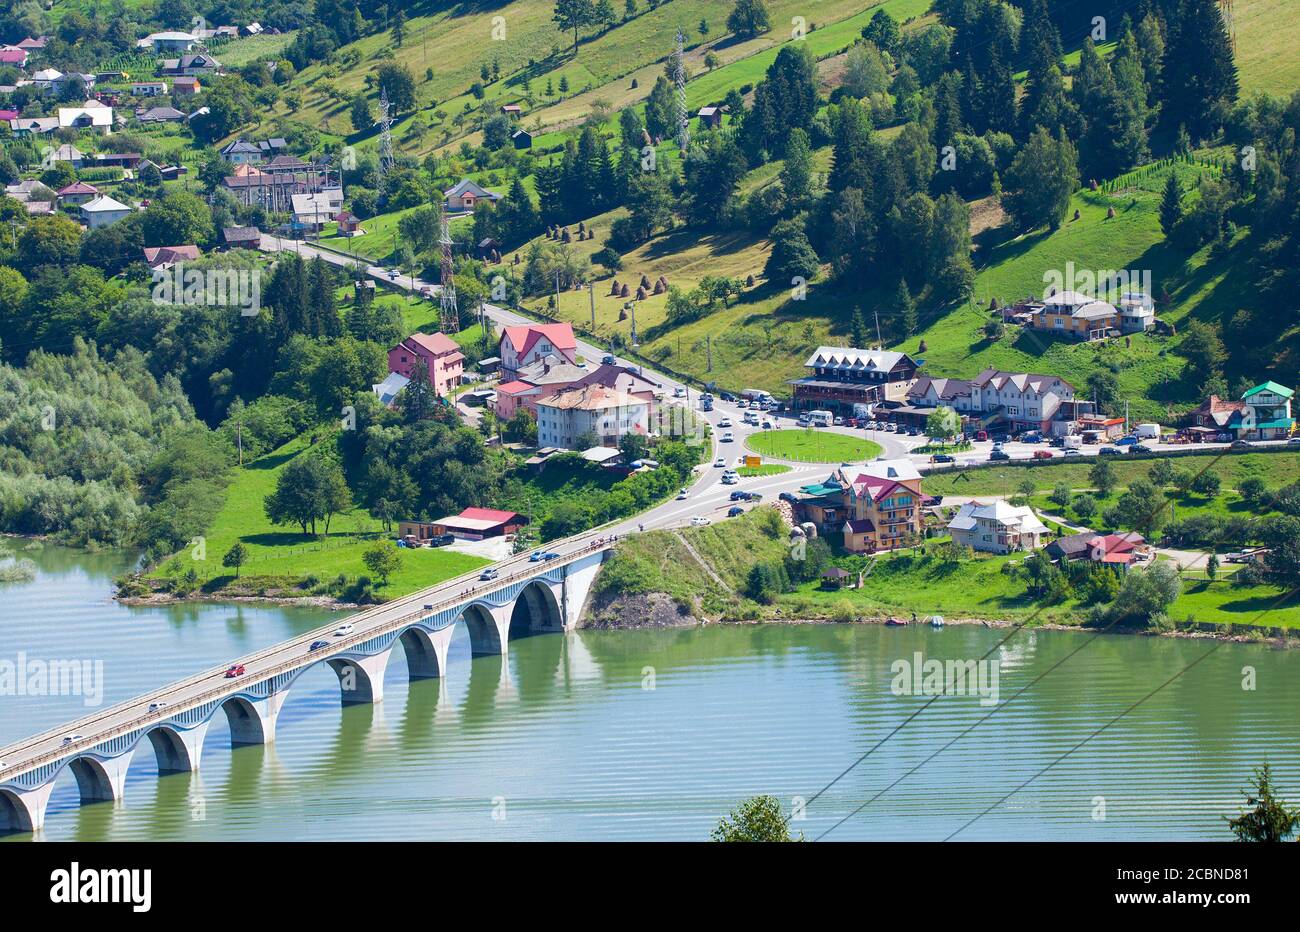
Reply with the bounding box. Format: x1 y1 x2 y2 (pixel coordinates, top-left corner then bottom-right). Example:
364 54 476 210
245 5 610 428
738 463 792 477
746 429 882 463
1172 577 1300 629
150 433 488 599
923 451 1300 498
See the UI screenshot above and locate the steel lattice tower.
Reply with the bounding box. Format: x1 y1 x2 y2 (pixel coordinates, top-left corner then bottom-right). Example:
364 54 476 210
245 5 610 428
375 88 394 196
672 29 690 153
438 200 458 333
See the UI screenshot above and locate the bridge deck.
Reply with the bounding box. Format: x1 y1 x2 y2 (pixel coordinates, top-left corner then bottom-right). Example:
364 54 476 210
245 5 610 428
0 533 615 786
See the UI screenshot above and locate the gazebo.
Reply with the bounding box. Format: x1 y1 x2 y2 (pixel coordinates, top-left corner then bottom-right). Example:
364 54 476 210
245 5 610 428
821 567 851 589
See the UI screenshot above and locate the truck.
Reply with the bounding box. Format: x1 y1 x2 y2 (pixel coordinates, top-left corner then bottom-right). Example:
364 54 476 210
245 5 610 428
1062 435 1082 450
742 388 773 404
1134 423 1161 440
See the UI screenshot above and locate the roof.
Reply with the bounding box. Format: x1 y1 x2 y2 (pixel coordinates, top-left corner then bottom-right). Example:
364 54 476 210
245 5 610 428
457 509 517 522
516 356 587 385
842 519 875 534
143 245 200 267
222 226 261 243
372 372 409 406
822 566 852 577
849 458 921 484
804 346 913 373
971 368 1074 395
1048 531 1097 555
495 380 537 395
221 139 262 154
537 384 646 412
908 376 971 402
580 446 622 463
948 501 1048 534
444 178 500 200
58 105 113 128
56 181 98 196
80 195 131 213
138 106 185 121
1243 381 1295 400
398 332 462 358
501 322 577 359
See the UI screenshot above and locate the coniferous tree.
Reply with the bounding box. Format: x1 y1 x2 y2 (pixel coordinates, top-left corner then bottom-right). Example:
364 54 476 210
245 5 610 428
1159 172 1183 237
780 127 813 209
1162 0 1238 139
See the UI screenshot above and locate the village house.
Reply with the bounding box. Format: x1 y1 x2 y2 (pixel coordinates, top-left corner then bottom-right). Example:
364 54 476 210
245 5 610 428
51 143 84 167
55 181 98 206
137 105 186 123
443 178 501 213
492 356 657 422
371 371 410 408
334 210 361 235
142 245 200 270
789 346 921 414
535 385 650 450
79 194 133 229
137 31 199 53
1117 291 1156 333
697 105 722 128
403 508 527 543
1188 382 1295 440
967 369 1080 435
498 322 578 378
290 190 342 232
947 501 1048 554
219 139 261 164
158 53 222 77
57 104 114 133
500 103 522 118
0 47 29 68
1047 531 1149 568
388 332 465 397
131 81 169 96
171 75 201 95
1032 290 1118 341
221 226 261 250
790 460 925 553
91 151 143 170
511 128 532 150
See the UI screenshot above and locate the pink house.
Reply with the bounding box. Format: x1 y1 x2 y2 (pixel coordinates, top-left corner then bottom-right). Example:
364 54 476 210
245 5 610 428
388 332 465 397
498 322 577 378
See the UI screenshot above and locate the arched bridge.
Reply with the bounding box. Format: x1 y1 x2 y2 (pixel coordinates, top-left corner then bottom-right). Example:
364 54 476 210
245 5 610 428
0 533 615 834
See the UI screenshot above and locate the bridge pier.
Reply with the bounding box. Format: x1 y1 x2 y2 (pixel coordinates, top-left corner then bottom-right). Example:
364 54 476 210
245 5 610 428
0 782 54 834
147 722 210 773
330 649 392 705
400 626 454 679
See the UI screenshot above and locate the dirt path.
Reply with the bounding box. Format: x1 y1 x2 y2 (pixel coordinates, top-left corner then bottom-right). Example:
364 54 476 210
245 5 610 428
672 530 733 594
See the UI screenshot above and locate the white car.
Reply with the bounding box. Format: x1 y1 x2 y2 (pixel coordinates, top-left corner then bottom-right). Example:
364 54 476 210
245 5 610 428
673 387 685 397
714 457 727 467
148 701 166 712
721 431 734 442
676 488 689 500
718 417 732 428
62 734 83 745
333 623 355 637
690 516 711 527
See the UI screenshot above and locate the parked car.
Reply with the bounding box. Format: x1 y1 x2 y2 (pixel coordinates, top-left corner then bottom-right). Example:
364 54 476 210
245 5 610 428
931 453 955 463
1289 436 1300 445
989 449 1011 461
1032 450 1054 460
922 495 943 507
333 623 354 637
480 566 500 579
1129 443 1153 454
1099 446 1122 456
779 491 798 503
690 516 711 527
429 534 455 547
308 640 329 652
727 506 745 517
224 664 245 678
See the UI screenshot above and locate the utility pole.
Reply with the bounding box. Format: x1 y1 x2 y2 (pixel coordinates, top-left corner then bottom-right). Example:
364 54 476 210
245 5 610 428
873 309 882 347
706 333 712 372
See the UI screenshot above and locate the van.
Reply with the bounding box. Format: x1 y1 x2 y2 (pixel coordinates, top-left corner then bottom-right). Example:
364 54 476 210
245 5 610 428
808 410 833 427
1062 435 1082 450
1135 423 1161 440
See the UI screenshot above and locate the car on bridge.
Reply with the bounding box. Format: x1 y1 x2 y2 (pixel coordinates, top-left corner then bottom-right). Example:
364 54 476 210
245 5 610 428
528 551 547 562
224 664 245 678
148 701 167 711
61 734 83 744
480 566 501 578
309 640 329 652
541 551 561 561
333 623 354 637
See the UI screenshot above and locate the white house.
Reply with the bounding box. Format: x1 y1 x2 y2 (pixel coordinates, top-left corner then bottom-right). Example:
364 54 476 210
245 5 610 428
947 501 1048 555
58 104 114 133
443 178 501 212
1118 292 1155 333
498 322 578 377
535 385 649 450
80 194 133 229
967 369 1078 434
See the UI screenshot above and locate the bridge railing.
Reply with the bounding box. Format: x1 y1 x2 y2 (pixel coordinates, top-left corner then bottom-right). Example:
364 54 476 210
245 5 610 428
0 535 617 783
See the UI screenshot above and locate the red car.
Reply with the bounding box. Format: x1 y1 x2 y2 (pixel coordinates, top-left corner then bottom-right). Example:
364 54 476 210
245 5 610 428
1032 450 1054 460
224 664 246 678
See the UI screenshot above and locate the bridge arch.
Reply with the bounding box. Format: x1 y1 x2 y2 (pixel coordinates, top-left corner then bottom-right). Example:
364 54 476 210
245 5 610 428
0 787 38 834
67 753 129 803
509 580 563 640
144 724 201 773
326 653 388 705
221 695 273 745
463 603 506 656
398 626 446 678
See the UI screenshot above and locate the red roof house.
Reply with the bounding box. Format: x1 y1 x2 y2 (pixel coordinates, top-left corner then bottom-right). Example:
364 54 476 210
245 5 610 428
427 507 527 539
499 322 577 377
142 244 200 269
55 181 99 204
388 332 465 397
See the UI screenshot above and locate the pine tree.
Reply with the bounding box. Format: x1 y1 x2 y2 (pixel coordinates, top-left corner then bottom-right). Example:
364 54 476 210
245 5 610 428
1162 0 1238 139
849 307 867 348
1160 172 1182 237
779 127 813 208
895 279 916 337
